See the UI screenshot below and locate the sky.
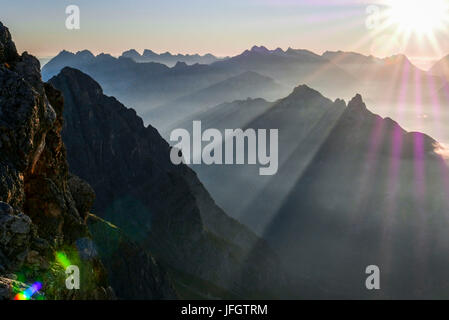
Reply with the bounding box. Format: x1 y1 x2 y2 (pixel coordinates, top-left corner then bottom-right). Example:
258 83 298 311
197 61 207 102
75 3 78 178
1 0 449 69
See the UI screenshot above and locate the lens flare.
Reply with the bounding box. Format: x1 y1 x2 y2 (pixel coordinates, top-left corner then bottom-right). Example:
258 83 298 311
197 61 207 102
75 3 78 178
56 251 71 269
14 282 42 300
387 0 449 34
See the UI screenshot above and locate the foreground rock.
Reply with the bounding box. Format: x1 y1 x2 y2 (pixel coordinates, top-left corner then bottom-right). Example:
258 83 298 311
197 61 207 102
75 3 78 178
0 21 113 299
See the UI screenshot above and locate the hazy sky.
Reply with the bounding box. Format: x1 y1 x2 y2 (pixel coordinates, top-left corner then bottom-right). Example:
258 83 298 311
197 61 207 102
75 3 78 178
2 0 449 69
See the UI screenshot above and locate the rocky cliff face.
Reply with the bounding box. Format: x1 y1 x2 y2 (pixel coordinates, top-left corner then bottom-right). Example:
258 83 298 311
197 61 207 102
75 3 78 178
49 67 285 299
0 21 113 300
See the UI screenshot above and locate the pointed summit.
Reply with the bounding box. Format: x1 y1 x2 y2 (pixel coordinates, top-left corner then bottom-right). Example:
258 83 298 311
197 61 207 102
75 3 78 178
174 61 188 69
54 67 104 98
250 45 270 54
347 93 366 111
273 47 285 54
289 84 325 100
142 49 157 57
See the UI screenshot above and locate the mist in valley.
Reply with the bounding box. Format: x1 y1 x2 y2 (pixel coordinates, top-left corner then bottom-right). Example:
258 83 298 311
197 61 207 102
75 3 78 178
39 44 449 299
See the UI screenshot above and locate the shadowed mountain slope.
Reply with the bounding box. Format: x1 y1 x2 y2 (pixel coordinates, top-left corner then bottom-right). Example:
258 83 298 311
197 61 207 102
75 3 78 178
263 93 449 299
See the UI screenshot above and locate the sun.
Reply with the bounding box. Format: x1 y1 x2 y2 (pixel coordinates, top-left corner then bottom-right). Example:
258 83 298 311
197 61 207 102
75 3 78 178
386 0 449 34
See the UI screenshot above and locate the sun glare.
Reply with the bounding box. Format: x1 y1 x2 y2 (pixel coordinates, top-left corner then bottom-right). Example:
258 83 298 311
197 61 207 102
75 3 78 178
387 0 449 34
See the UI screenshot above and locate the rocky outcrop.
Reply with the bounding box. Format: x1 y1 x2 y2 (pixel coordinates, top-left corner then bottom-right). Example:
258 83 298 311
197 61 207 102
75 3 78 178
49 67 286 299
0 21 113 300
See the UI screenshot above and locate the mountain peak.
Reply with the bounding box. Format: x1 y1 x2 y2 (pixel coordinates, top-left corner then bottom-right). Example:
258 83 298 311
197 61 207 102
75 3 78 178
174 61 188 68
56 49 75 58
55 67 103 96
347 93 367 111
250 45 270 54
273 47 284 54
142 49 157 57
383 54 412 66
76 50 95 58
290 84 325 100
122 49 141 58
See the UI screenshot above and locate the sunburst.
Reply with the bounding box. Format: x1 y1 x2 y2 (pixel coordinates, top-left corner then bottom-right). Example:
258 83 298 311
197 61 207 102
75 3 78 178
386 0 449 35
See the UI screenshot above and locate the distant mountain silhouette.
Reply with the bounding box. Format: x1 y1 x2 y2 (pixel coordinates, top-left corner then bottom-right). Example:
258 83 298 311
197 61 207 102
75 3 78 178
42 50 237 115
429 54 449 79
212 46 358 99
324 51 444 104
41 46 360 124
149 71 288 131
121 49 226 66
41 47 449 147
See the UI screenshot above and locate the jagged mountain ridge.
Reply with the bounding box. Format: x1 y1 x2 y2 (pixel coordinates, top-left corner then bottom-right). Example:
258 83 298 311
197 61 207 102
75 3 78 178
49 67 286 299
40 45 359 125
42 50 238 116
121 49 225 66
42 45 447 136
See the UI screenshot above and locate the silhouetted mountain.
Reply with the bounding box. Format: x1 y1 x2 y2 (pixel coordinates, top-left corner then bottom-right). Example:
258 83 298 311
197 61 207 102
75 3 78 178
429 54 449 79
40 45 361 123
322 50 382 65
41 45 449 153
121 49 225 66
323 50 449 147
149 71 288 130
42 50 236 115
324 51 444 103
43 50 96 79
49 67 286 299
212 46 358 99
184 85 346 231
178 83 449 298
264 92 449 299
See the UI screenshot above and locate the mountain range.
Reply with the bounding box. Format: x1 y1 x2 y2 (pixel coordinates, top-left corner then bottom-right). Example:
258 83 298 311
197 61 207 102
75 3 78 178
41 46 449 146
121 49 225 66
2 18 449 300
